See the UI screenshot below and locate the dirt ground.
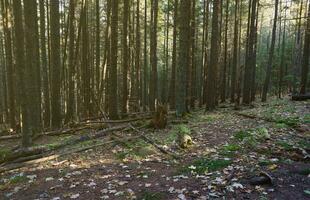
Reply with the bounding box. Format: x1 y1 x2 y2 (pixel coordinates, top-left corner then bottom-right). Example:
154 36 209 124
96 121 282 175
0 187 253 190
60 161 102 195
0 98 309 200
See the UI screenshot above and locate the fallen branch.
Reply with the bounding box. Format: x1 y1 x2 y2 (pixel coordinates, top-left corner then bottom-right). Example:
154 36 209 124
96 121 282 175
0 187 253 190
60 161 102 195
129 124 180 159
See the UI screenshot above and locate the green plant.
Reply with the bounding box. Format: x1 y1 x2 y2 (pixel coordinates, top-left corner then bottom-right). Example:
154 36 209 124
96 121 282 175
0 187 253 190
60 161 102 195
180 158 232 175
234 130 250 141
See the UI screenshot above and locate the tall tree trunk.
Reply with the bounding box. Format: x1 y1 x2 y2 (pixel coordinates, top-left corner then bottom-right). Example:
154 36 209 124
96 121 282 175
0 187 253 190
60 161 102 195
13 0 31 147
109 0 119 119
66 0 76 122
176 0 190 116
279 4 287 98
50 0 62 128
231 0 239 103
300 1 310 94
39 0 51 128
205 0 221 111
221 0 229 102
136 0 141 109
122 0 129 114
169 0 178 109
149 0 158 111
262 0 279 102
243 0 258 104
81 3 90 117
143 0 148 110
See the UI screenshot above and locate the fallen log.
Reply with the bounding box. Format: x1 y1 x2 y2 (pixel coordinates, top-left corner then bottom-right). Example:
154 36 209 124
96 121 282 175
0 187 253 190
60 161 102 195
0 134 21 141
292 94 310 101
0 134 143 174
1 125 128 165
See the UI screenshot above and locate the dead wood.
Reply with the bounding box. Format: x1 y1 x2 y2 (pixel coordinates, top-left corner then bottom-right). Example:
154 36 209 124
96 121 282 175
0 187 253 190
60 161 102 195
129 124 180 159
0 133 144 174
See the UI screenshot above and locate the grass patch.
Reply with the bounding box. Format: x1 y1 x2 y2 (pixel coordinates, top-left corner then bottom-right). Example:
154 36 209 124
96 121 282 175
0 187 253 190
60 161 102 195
180 158 232 175
276 141 293 150
0 174 28 190
234 130 250 141
303 114 310 124
219 144 240 157
137 190 167 200
275 123 289 129
275 116 300 127
298 140 310 149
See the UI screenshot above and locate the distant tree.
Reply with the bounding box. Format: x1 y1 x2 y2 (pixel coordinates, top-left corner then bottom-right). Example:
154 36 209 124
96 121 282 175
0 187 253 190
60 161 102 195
149 0 158 111
231 0 239 103
1 0 15 129
122 0 129 114
262 0 279 102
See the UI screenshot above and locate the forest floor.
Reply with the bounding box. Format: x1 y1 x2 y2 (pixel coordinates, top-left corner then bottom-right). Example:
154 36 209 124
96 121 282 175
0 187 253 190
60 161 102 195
0 97 309 200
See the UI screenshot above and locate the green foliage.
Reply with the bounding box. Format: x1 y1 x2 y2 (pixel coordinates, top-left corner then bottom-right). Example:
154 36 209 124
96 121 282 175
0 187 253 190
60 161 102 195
222 144 240 152
138 190 167 200
275 116 300 127
175 124 191 136
275 123 289 129
180 158 232 175
255 127 270 140
234 130 250 141
165 124 191 143
233 127 270 148
303 114 310 124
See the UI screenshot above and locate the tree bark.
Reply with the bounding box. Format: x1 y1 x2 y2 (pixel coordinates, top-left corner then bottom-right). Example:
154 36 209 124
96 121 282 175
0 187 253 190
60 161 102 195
262 0 279 102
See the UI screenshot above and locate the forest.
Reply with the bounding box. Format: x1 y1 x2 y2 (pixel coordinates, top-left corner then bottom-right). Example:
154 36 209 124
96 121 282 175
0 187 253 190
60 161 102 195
0 0 309 199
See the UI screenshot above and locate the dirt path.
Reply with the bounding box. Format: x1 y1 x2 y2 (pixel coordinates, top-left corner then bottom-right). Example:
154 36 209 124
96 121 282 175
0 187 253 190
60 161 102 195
0 99 309 200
